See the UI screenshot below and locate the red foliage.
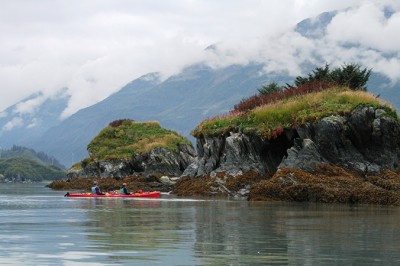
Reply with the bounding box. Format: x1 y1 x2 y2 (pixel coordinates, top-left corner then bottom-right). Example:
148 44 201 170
109 119 132 127
271 127 284 139
233 81 338 113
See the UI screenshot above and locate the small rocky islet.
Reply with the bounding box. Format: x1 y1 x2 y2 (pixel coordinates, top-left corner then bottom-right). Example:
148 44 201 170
49 97 400 205
49 66 400 205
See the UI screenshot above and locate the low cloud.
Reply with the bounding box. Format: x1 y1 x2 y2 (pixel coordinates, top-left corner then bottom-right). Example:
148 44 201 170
0 0 399 118
2 117 23 131
326 3 400 52
27 118 39 129
205 2 400 84
13 93 46 115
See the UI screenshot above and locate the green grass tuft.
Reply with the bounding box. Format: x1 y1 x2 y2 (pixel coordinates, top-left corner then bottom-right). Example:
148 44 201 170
193 87 398 139
87 120 191 160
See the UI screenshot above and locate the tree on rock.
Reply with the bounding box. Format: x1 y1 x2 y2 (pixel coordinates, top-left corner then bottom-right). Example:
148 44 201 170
258 81 282 96
330 63 371 91
293 63 371 91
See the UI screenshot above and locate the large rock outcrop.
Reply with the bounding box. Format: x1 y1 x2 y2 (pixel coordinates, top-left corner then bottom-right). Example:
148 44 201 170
175 106 400 202
67 144 196 178
183 106 400 177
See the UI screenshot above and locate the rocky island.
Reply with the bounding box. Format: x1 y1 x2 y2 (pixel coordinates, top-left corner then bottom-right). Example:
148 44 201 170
49 64 400 205
48 119 195 192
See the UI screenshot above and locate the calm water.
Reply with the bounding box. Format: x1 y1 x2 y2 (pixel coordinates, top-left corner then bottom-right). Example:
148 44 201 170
0 183 399 265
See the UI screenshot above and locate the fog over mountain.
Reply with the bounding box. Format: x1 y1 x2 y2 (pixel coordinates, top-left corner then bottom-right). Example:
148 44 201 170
30 63 293 166
0 4 399 167
1 1 399 114
0 89 70 149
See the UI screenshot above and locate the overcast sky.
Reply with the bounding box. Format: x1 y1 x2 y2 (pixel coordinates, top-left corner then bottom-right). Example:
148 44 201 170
0 0 399 118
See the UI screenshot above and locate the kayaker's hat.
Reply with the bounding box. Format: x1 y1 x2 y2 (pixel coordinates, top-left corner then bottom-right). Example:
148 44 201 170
123 183 127 186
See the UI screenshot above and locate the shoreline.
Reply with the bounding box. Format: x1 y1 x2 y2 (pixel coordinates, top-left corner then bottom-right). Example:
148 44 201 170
47 165 400 206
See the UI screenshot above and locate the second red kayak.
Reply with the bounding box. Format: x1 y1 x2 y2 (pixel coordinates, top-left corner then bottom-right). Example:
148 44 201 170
65 191 161 198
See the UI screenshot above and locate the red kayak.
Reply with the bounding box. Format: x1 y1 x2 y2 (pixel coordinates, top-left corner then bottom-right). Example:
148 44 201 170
64 191 161 198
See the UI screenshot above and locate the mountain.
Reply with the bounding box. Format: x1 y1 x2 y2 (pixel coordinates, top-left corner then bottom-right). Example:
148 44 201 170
295 11 338 39
294 11 400 109
31 64 291 166
0 145 64 169
36 62 399 167
0 89 70 149
0 146 65 182
0 10 399 167
0 157 65 182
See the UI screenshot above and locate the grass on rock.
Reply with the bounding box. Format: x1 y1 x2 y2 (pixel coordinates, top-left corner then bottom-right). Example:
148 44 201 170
87 120 191 160
193 87 397 139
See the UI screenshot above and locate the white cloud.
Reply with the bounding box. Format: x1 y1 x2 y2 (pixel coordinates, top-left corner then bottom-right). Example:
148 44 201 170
203 1 400 83
326 3 400 52
13 94 46 115
27 118 39 129
2 117 23 131
0 0 399 116
317 4 400 82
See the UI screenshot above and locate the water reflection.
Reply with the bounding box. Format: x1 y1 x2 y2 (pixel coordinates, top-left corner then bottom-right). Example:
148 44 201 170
81 198 400 265
1 184 400 265
78 197 198 264
279 204 400 265
193 200 289 265
184 201 400 265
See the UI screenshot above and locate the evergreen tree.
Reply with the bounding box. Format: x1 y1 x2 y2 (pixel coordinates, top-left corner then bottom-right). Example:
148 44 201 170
292 63 371 91
294 64 331 86
330 63 371 91
258 81 282 96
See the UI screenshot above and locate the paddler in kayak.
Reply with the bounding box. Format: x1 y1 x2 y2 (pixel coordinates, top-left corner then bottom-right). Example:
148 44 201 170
120 183 130 195
91 181 104 195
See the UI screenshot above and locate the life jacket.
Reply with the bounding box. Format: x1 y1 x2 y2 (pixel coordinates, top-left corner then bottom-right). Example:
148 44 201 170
91 186 97 194
120 187 128 195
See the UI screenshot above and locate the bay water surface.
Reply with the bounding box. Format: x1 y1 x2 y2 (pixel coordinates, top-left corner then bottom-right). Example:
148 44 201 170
0 183 399 265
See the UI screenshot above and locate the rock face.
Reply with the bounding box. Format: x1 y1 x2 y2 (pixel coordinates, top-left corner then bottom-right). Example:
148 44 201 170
184 107 400 177
182 131 294 177
67 144 196 178
294 107 400 174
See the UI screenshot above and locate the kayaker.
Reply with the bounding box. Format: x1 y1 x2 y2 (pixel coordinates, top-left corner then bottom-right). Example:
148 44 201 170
91 181 103 195
120 183 130 195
